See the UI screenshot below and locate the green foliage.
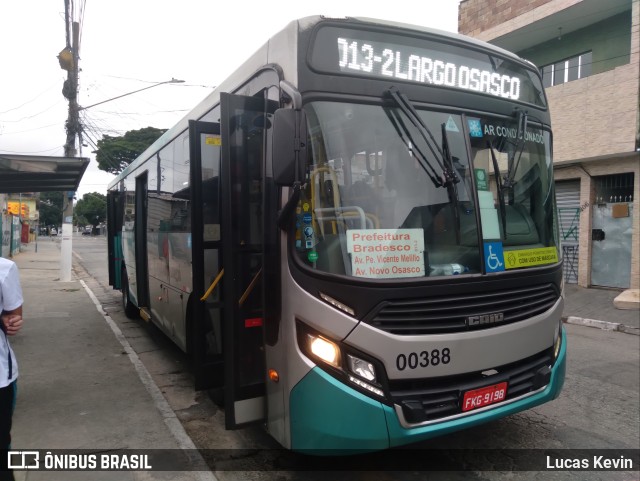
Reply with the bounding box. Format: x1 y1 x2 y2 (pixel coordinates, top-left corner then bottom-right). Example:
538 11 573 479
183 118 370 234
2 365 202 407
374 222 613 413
75 192 106 226
94 126 166 174
39 192 64 227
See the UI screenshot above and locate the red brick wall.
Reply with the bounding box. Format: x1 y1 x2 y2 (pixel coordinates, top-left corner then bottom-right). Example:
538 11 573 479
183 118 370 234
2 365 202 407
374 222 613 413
459 0 554 35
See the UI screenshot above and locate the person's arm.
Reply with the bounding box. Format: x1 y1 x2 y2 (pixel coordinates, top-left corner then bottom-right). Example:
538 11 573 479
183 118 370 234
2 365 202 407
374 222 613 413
1 262 24 336
2 306 23 336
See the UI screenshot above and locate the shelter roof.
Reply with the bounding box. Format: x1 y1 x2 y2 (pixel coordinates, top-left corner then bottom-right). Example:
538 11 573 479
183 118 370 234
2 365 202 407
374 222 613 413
0 154 89 193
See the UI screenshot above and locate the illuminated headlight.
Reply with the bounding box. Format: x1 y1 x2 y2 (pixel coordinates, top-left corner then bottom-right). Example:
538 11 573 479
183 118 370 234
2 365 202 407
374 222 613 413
553 321 563 359
307 334 340 368
296 321 387 400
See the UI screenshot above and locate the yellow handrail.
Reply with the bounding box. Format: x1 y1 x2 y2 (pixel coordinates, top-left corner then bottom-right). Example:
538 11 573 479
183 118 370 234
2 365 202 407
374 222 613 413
238 267 262 307
200 268 224 301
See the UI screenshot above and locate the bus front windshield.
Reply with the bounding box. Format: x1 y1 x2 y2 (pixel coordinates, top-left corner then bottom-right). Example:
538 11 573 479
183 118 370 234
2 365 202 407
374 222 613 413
294 101 558 279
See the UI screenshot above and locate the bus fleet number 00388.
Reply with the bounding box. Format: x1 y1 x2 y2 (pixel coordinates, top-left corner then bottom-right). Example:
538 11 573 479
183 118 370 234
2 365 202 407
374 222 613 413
396 348 451 371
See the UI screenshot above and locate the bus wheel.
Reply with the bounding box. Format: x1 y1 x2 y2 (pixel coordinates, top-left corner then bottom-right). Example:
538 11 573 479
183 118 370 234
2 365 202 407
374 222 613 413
121 269 139 319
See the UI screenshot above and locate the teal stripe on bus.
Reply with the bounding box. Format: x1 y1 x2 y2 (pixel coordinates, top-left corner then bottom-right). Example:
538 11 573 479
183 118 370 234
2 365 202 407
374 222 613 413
290 367 389 453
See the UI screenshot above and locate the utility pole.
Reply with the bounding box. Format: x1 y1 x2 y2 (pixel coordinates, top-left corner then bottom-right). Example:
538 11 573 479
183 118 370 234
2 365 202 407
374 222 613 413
60 16 80 282
63 22 80 157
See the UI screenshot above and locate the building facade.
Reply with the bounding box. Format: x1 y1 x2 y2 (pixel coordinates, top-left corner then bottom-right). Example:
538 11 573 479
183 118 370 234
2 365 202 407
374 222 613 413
1 193 22 257
459 0 640 290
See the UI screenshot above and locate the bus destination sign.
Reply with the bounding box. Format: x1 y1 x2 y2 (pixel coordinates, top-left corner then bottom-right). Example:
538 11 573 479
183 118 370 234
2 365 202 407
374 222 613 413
309 25 546 107
338 37 521 100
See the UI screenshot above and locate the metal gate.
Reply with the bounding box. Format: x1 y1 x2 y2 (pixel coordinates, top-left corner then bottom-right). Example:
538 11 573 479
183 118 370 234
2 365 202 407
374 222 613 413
556 180 581 283
591 203 634 288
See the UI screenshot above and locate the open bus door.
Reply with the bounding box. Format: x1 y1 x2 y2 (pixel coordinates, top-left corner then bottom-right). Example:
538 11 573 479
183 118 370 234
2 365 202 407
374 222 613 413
189 120 225 391
191 93 275 429
134 173 150 311
106 189 124 288
219 92 275 429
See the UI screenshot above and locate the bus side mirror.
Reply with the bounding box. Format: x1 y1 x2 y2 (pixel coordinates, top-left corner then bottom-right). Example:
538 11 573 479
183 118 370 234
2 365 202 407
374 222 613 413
272 108 308 186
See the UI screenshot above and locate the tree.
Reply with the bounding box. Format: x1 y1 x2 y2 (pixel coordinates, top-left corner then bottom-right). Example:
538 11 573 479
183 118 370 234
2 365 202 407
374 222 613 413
94 126 166 174
74 192 106 227
39 192 64 228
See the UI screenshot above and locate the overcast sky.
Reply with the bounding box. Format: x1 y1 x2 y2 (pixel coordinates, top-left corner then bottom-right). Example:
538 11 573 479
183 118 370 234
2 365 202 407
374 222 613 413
0 1 460 200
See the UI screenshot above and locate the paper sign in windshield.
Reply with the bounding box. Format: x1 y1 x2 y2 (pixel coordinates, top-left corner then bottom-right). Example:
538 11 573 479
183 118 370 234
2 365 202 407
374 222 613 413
347 229 425 278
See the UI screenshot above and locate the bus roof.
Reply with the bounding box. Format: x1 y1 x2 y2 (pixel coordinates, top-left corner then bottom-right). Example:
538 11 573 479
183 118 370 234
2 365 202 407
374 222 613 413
108 15 536 189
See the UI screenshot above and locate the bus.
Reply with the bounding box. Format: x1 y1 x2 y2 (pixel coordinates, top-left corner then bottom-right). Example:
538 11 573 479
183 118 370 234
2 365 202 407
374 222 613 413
107 16 566 452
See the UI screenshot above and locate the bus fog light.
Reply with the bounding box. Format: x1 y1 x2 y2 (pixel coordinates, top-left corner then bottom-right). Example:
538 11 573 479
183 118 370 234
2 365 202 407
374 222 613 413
308 335 340 367
347 354 376 382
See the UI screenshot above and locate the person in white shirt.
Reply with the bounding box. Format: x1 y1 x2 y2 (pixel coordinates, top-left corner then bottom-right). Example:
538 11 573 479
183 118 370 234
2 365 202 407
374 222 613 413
0 257 23 481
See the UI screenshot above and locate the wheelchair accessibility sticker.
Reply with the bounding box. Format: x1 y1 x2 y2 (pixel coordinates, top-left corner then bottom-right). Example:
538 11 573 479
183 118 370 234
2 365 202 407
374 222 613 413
484 242 505 273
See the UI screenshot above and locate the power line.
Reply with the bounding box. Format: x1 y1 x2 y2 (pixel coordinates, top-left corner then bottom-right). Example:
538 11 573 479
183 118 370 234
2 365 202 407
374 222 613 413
0 99 65 123
0 145 64 155
0 81 61 114
0 122 64 135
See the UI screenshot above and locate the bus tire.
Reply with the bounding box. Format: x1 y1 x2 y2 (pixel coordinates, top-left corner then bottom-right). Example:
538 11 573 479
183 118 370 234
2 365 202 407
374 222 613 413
121 269 139 319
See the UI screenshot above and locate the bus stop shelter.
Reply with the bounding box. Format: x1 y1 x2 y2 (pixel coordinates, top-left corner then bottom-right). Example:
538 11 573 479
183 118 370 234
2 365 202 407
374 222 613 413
1 153 89 279
0 154 89 193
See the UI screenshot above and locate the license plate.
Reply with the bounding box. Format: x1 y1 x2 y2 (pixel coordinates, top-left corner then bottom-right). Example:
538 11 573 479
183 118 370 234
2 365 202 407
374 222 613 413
462 382 508 412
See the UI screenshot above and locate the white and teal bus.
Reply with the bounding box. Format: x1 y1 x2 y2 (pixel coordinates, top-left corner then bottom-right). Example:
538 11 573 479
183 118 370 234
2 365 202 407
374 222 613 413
107 16 566 452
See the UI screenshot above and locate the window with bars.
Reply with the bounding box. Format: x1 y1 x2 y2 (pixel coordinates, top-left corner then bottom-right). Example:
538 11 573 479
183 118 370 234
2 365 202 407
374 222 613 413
541 52 592 88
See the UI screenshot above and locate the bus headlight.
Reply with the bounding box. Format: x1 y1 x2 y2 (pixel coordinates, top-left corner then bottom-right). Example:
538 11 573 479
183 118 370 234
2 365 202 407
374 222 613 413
347 354 376 382
296 321 387 400
308 335 340 367
346 354 383 396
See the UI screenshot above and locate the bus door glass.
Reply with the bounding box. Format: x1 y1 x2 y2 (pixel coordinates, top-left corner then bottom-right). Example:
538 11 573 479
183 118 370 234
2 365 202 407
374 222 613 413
220 92 275 428
135 172 150 308
107 190 124 288
189 120 224 390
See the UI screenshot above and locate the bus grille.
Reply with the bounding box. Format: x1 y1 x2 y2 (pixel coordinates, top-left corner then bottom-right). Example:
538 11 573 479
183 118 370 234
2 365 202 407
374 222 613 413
389 348 554 424
366 283 559 335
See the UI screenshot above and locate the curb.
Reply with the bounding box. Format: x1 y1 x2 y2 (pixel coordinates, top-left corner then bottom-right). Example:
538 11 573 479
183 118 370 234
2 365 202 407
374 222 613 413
563 316 640 336
79 279 219 481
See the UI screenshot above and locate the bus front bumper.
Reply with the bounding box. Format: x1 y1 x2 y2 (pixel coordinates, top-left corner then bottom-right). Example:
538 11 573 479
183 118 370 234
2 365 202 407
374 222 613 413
289 327 566 453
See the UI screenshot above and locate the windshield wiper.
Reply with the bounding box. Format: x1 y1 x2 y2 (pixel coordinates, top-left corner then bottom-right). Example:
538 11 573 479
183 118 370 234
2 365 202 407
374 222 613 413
487 140 508 239
503 109 528 192
486 109 528 239
386 87 460 188
441 123 461 244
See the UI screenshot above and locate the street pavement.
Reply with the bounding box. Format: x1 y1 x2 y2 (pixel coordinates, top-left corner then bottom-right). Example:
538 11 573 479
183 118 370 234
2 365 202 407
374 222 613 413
6 238 216 481
3 236 638 479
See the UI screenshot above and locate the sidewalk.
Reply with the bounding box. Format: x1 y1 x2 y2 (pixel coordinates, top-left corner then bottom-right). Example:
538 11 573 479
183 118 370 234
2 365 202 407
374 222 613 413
7 240 215 480
563 283 639 335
